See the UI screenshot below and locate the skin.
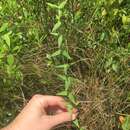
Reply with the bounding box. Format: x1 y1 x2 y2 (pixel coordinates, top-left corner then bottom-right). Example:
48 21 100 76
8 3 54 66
1 95 78 130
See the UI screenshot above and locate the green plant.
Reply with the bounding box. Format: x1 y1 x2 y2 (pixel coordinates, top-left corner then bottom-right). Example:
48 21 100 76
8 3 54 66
121 116 130 130
47 1 83 129
0 22 22 85
0 0 130 129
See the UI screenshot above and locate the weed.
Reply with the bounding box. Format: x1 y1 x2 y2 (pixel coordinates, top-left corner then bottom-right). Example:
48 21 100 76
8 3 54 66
0 0 130 130
46 1 83 129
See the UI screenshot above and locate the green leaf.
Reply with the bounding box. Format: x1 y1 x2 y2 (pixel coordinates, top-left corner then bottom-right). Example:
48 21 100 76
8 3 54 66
105 58 113 68
122 116 130 130
52 21 61 32
112 63 118 72
57 74 67 81
122 15 127 25
51 32 59 36
59 0 68 9
56 64 69 74
58 35 63 48
119 0 124 4
100 32 105 41
7 54 14 65
23 8 28 18
62 50 72 60
3 34 10 47
68 93 76 104
3 32 12 48
56 64 69 69
122 15 130 25
51 50 61 57
58 10 62 18
0 23 8 33
102 9 107 16
66 102 73 112
13 46 21 53
46 54 51 60
57 91 68 96
65 77 71 91
47 3 59 9
73 119 80 128
75 10 81 21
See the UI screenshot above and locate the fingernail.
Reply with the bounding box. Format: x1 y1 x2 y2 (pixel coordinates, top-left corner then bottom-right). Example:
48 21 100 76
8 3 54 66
72 108 79 114
72 113 78 120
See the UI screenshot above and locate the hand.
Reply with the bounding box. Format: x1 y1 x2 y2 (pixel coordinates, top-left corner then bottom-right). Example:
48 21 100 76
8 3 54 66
2 95 78 130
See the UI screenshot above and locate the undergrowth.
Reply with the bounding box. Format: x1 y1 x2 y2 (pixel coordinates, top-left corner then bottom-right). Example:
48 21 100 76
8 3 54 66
0 0 130 130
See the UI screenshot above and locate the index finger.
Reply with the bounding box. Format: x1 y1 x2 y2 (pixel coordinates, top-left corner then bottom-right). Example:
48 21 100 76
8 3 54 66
32 95 67 110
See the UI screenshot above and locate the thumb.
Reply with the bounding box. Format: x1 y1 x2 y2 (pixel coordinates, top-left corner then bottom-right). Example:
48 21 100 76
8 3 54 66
47 112 77 127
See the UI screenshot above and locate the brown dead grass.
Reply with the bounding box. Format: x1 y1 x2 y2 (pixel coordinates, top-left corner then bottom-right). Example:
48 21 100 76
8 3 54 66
20 46 130 130
0 45 129 130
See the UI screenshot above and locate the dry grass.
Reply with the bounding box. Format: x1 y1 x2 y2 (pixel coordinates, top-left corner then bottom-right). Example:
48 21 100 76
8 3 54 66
17 46 130 130
0 1 130 130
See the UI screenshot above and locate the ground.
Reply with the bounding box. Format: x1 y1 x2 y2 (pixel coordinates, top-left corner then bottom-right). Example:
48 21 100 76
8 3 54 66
0 0 130 130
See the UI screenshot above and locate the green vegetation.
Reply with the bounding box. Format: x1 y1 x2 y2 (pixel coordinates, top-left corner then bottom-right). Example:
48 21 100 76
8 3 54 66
0 0 130 130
